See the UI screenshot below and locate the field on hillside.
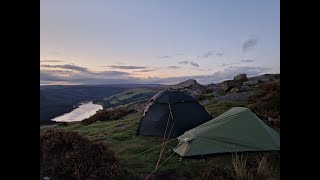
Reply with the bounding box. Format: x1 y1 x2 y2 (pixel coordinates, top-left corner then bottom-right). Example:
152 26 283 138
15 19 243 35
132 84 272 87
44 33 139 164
41 97 280 179
99 88 160 109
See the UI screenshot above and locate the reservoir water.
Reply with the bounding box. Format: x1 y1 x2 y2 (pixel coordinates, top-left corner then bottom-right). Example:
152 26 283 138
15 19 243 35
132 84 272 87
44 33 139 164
51 102 103 122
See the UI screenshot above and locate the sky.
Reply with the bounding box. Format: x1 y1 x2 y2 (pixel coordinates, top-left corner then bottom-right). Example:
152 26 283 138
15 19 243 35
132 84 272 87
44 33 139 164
40 0 280 85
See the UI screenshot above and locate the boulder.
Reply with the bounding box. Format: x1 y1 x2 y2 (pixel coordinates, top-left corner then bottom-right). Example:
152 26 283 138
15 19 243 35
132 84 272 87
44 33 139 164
205 83 223 93
248 74 278 83
213 91 258 102
258 78 272 83
234 73 248 82
221 80 242 92
230 85 251 93
170 79 200 89
230 87 240 93
243 80 259 86
239 85 251 92
169 79 206 96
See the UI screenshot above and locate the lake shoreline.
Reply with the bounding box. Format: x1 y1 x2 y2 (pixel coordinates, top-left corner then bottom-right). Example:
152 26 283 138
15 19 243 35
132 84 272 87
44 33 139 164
51 101 103 123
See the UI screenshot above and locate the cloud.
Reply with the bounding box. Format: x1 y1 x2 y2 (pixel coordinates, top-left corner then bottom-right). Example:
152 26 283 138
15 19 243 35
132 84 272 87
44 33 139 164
200 50 223 58
94 71 130 77
40 63 272 86
146 65 271 85
106 65 147 69
242 37 259 52
75 78 140 85
158 55 171 58
133 69 156 73
167 66 182 69
42 77 142 85
224 66 269 77
40 63 135 85
241 59 255 63
192 68 212 71
202 51 213 58
40 60 63 63
221 62 241 67
178 61 189 65
40 71 66 82
190 61 199 68
40 70 134 85
41 64 89 72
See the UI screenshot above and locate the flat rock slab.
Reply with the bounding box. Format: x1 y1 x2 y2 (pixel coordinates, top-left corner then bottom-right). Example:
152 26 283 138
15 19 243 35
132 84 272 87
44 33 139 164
213 91 258 102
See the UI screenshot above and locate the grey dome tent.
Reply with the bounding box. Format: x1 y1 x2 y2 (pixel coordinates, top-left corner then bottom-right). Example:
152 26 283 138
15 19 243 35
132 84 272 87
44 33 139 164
173 107 280 157
137 89 212 138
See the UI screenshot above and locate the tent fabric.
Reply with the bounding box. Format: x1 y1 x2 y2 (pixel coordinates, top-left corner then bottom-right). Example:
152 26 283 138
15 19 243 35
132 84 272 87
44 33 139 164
137 90 212 138
173 107 280 157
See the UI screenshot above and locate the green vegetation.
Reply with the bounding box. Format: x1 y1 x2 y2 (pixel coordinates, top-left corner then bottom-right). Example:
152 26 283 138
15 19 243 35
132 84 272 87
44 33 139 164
205 100 247 118
81 107 136 126
101 88 159 108
41 97 280 179
105 88 154 101
52 113 179 176
195 92 215 101
40 77 281 179
203 92 215 97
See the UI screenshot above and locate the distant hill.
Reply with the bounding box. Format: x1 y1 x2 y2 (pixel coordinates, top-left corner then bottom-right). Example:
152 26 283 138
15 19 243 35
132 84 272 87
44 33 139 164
40 84 163 124
100 88 160 108
95 80 207 113
40 74 280 125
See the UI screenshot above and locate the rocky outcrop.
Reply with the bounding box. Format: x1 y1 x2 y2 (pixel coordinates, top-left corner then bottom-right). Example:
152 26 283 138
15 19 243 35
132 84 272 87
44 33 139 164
230 87 240 93
221 80 243 92
234 74 248 82
248 74 280 83
165 74 280 98
230 85 251 94
243 80 259 86
213 91 258 102
205 83 223 93
239 85 251 92
169 79 206 96
169 79 199 89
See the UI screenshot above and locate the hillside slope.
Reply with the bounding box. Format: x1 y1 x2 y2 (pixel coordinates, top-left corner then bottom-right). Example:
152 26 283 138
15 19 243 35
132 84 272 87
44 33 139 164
40 85 126 124
40 73 280 179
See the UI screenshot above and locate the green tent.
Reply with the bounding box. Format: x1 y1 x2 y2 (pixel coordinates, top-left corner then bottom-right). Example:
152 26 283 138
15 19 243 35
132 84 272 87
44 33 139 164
173 107 280 157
